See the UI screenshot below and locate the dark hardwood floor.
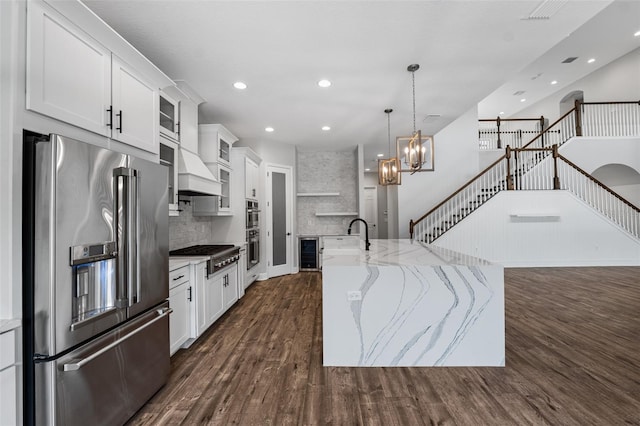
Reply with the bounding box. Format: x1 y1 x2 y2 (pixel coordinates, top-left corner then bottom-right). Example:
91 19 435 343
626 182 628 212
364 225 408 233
129 267 640 425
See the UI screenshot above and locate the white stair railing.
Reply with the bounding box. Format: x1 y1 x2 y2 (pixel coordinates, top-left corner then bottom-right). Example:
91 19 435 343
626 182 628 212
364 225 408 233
557 154 640 238
581 101 640 137
414 101 640 242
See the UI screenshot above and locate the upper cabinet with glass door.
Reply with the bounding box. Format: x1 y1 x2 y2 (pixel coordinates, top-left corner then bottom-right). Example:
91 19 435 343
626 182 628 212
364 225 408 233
199 124 238 168
159 92 180 142
197 124 238 216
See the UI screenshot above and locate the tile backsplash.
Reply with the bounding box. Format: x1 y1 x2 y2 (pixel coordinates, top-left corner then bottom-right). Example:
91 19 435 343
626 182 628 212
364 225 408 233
296 150 358 235
169 200 214 250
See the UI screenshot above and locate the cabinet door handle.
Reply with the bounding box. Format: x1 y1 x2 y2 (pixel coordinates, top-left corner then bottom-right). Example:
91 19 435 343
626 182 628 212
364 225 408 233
106 107 113 129
176 121 180 135
187 286 192 301
116 110 123 133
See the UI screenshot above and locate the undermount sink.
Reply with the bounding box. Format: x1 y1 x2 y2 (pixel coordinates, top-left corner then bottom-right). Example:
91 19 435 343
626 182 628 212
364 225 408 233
322 235 361 255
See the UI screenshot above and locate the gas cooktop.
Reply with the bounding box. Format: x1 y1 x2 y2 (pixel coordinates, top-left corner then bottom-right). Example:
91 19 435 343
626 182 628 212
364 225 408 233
170 245 240 275
169 244 236 257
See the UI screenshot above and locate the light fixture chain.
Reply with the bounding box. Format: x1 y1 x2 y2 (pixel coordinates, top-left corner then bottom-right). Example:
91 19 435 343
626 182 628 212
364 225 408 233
387 111 391 155
412 70 416 133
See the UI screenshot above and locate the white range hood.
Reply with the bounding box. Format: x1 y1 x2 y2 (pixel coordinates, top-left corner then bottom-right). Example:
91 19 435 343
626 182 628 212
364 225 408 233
177 147 221 196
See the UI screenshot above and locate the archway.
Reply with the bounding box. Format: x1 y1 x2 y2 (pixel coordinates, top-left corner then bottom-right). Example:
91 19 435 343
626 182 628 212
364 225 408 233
591 163 640 207
559 90 584 116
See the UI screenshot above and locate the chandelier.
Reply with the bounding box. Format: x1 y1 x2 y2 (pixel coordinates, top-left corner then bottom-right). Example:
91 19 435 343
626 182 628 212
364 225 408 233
397 64 434 173
378 108 400 185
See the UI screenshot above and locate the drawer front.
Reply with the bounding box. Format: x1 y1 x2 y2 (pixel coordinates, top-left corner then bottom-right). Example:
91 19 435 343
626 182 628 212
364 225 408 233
169 265 190 289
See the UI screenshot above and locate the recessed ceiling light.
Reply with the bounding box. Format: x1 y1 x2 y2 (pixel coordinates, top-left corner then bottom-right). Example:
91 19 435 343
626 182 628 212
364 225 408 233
587 58 596 64
520 98 526 103
499 111 505 115
634 30 640 37
365 168 371 172
377 153 384 157
265 127 274 132
318 79 331 88
233 81 247 90
321 126 331 131
551 80 558 85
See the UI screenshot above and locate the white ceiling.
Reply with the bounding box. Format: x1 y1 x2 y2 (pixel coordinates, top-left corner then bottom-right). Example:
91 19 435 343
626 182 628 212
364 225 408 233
81 0 640 170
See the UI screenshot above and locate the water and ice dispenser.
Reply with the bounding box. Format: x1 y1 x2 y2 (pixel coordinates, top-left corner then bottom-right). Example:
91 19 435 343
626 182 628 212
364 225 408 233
70 242 117 327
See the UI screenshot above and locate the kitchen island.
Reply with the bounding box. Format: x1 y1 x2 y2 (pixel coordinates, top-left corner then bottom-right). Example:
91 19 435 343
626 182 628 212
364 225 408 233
322 239 504 367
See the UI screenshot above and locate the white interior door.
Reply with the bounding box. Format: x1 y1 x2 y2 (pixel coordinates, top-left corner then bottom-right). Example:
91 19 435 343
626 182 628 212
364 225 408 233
266 164 293 278
363 186 378 239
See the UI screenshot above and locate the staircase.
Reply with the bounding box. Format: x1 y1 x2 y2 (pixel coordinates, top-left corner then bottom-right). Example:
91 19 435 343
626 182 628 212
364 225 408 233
410 100 640 243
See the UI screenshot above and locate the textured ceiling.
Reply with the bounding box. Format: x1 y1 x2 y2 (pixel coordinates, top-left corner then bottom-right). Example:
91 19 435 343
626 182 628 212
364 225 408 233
81 0 639 169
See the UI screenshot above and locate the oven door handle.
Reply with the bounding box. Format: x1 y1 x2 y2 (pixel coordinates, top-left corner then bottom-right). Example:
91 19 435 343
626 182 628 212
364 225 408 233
62 307 172 372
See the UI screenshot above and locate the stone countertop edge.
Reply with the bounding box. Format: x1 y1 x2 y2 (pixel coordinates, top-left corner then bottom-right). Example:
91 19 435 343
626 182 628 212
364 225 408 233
322 239 496 267
0 318 22 334
169 256 208 271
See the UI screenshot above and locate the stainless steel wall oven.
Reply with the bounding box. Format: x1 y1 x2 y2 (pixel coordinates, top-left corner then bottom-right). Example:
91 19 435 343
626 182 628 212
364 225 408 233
247 228 260 270
246 200 259 229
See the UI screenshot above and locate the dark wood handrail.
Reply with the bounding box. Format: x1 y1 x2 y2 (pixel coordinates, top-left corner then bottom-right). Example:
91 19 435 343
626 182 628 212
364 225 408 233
513 147 554 152
581 100 640 105
411 154 507 228
557 153 640 212
520 107 576 150
478 118 543 122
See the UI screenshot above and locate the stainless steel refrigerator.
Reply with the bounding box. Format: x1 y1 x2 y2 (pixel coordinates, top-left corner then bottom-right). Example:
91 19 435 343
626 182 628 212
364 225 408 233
23 133 170 425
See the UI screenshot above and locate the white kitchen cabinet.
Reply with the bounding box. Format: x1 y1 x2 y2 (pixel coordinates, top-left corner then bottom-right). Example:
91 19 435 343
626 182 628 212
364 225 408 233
194 124 238 216
245 157 260 200
26 0 111 137
238 247 247 298
195 263 224 336
26 1 159 155
111 55 159 153
222 264 238 310
0 328 18 426
199 124 238 167
168 265 190 355
160 137 179 215
217 165 232 214
159 91 180 142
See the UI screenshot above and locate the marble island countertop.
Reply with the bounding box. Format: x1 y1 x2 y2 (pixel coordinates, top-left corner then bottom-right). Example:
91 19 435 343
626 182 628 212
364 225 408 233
322 238 494 267
322 239 504 367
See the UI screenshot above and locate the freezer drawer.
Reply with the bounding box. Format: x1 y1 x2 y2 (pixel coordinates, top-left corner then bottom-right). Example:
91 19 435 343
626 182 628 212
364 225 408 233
35 302 171 426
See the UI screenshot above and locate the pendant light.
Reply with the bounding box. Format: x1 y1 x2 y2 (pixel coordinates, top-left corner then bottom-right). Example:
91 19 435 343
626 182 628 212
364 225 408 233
378 108 401 185
397 64 434 173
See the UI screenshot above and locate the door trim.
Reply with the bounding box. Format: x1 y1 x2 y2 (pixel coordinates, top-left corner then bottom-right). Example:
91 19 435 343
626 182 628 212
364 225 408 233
265 164 293 278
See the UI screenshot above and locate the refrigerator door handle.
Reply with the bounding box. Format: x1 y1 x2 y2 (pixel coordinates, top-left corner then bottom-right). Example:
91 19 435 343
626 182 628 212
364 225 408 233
62 307 172 372
114 167 140 308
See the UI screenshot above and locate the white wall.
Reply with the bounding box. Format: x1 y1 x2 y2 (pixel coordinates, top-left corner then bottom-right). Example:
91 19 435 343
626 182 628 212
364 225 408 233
398 107 480 238
433 191 640 267
516 48 640 122
559 135 640 206
560 136 640 176
363 172 389 239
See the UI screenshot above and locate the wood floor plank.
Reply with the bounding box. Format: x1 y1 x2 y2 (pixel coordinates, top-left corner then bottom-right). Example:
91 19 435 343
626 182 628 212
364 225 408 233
127 267 640 425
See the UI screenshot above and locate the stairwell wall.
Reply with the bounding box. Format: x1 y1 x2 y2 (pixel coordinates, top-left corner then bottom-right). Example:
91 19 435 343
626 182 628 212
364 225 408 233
514 47 640 122
398 107 480 238
432 191 640 267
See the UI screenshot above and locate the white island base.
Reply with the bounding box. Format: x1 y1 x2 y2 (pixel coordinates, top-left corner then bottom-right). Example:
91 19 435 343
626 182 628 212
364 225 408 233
322 239 504 367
